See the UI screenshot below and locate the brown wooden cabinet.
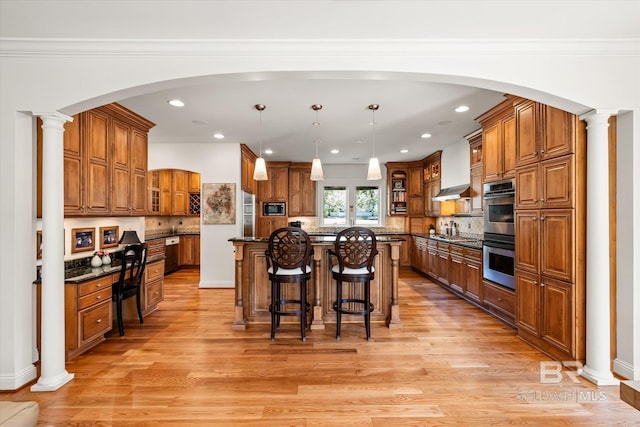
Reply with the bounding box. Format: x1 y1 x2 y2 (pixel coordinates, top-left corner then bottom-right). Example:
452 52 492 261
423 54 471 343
422 152 442 217
64 276 113 360
411 236 429 274
257 217 288 239
240 144 258 195
464 248 482 303
188 171 201 193
467 130 483 215
83 109 111 215
516 155 574 210
144 260 165 314
482 280 515 327
516 102 575 167
258 162 289 202
448 245 465 293
477 96 518 183
387 166 408 215
148 168 198 216
179 235 200 266
288 163 316 217
171 169 189 215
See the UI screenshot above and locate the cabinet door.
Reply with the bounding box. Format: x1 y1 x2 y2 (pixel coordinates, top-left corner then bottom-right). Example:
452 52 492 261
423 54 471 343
515 164 540 209
160 169 172 216
188 171 201 193
130 130 148 215
515 269 540 336
408 196 423 216
470 166 483 214
483 122 503 182
470 139 483 167
179 235 195 266
111 119 131 215
172 169 188 215
515 101 539 166
541 155 573 209
542 105 574 160
424 179 440 217
288 166 315 216
449 253 465 293
437 246 449 285
502 114 517 178
540 209 574 282
427 247 438 279
272 167 289 201
540 277 573 354
62 116 84 215
408 166 423 196
464 258 482 303
515 210 539 273
84 110 110 215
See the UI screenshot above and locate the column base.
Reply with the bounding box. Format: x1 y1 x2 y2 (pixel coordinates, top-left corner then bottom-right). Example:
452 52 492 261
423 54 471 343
310 305 325 330
30 371 74 392
387 304 402 329
231 306 247 331
581 365 620 386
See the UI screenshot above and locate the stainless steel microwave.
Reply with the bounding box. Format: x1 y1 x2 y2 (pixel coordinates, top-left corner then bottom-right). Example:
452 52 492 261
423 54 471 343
263 202 286 216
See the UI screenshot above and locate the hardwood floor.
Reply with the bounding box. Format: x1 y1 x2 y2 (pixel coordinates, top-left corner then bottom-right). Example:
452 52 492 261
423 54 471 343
3 268 638 426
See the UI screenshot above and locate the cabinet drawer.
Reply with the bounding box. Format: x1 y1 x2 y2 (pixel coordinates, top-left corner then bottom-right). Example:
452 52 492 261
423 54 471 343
146 260 165 282
483 282 515 316
464 248 482 262
78 277 112 297
80 301 112 343
450 245 464 257
78 286 112 310
146 280 164 307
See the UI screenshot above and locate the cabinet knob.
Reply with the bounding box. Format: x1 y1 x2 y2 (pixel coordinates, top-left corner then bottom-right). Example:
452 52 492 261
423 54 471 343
96 318 102 323
541 149 546 153
154 291 159 295
541 283 546 287
533 199 537 203
498 297 503 301
533 216 537 221
96 295 101 300
534 151 538 156
541 198 545 202
540 215 545 221
533 280 538 285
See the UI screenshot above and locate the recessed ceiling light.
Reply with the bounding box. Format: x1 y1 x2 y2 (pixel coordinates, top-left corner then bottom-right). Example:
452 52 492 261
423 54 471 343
421 133 432 139
264 149 273 155
168 99 185 107
400 149 409 153
455 105 470 113
331 149 340 154
213 133 224 139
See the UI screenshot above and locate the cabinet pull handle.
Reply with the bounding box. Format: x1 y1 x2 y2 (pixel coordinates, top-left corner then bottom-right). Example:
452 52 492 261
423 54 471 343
96 318 102 323
96 295 101 299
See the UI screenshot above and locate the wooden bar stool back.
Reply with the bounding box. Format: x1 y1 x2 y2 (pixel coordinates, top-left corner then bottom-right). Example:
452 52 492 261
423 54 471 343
330 227 378 340
265 227 313 341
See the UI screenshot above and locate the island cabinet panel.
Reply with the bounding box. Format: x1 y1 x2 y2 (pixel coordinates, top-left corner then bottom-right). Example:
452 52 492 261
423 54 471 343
233 238 401 329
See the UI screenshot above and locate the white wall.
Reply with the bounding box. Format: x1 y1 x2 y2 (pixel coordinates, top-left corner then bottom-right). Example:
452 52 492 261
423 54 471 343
148 142 241 288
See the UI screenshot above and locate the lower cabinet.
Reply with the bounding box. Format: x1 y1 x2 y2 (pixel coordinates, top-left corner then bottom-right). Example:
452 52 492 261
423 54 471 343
482 280 515 327
516 269 576 360
144 259 165 314
179 235 200 266
64 276 113 361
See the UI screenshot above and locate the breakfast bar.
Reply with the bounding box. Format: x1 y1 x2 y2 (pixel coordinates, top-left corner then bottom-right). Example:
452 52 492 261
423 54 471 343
229 235 404 331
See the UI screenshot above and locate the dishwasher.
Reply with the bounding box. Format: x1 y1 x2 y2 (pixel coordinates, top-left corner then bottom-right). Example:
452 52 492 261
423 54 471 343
164 236 180 274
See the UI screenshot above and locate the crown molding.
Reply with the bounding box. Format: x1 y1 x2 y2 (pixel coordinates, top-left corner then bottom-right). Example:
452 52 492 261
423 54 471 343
2 37 639 58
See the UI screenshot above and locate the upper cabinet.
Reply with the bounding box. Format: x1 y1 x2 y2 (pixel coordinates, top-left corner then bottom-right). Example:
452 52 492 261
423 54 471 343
423 151 442 217
240 144 258 195
288 163 316 217
477 96 518 183
466 130 483 215
257 162 289 202
386 161 424 216
147 168 201 216
38 103 155 217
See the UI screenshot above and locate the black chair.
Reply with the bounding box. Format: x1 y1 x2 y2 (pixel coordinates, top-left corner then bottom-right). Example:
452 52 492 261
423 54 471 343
112 243 147 336
265 227 313 341
329 227 378 340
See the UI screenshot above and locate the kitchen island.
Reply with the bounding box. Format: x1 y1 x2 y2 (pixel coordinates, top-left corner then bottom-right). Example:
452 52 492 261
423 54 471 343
229 235 404 331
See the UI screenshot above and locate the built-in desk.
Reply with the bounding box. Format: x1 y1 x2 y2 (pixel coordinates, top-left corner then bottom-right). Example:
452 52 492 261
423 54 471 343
229 236 404 331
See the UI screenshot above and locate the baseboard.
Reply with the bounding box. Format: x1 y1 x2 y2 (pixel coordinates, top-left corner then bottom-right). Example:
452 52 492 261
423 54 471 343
614 358 640 381
0 364 37 391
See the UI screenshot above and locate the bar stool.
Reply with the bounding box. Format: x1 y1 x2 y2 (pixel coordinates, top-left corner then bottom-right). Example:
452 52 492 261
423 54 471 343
265 227 313 341
330 227 378 340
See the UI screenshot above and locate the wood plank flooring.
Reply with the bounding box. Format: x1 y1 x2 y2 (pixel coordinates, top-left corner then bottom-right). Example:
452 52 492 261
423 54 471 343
3 268 638 426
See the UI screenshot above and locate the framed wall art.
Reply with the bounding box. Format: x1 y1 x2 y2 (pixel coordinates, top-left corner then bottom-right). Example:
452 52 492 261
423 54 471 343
100 226 119 249
202 183 236 224
71 227 95 253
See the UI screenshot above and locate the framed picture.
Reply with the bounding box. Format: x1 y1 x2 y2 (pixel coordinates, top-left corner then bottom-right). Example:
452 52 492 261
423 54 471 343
202 183 236 224
71 227 95 253
100 226 119 249
36 230 43 259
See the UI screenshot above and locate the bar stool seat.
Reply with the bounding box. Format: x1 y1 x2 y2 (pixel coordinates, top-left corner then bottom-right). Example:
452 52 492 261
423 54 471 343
265 227 313 341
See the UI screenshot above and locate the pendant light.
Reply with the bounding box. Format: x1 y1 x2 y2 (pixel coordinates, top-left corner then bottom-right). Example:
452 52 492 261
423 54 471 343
252 104 268 181
310 104 324 181
367 104 382 180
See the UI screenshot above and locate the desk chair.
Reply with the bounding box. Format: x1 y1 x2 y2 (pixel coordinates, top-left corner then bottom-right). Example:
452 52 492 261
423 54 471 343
330 227 378 340
112 242 147 336
265 227 313 341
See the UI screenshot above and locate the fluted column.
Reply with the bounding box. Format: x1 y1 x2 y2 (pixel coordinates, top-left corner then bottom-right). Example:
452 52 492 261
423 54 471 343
31 113 74 392
580 110 619 386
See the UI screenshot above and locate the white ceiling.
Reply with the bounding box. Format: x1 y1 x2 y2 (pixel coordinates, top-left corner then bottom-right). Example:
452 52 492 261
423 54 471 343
118 75 506 164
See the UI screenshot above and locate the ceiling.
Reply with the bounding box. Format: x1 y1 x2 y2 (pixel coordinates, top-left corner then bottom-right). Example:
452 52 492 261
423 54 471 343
118 75 506 165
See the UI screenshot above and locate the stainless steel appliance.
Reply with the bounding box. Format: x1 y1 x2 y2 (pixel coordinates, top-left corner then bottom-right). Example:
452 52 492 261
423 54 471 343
483 235 515 290
263 202 286 216
165 236 179 274
482 178 516 290
242 191 255 238
483 179 515 236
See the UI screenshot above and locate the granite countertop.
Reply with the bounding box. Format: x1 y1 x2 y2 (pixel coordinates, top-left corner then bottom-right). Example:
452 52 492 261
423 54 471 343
229 235 406 244
413 233 484 250
62 254 166 284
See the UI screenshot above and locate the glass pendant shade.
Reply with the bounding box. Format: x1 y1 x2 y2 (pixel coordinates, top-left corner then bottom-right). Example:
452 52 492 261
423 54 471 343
310 158 324 181
367 157 382 180
253 157 268 181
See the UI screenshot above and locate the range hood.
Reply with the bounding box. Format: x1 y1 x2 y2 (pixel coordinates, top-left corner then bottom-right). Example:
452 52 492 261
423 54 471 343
432 184 471 202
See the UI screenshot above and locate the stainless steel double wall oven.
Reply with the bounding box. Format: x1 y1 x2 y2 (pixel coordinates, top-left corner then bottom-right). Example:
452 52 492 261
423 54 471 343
482 179 516 290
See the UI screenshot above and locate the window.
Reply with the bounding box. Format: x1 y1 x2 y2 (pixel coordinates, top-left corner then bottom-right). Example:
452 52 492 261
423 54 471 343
320 182 382 226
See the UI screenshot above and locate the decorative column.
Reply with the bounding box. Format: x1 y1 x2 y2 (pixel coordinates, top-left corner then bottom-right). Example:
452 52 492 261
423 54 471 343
580 110 619 386
31 113 74 392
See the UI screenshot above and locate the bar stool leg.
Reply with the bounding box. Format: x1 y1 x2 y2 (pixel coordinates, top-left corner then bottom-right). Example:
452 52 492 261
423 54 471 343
335 279 342 339
300 281 307 342
365 280 371 341
270 280 276 341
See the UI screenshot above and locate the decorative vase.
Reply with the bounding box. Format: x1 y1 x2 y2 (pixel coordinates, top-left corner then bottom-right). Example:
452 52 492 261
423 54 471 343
102 254 111 265
91 254 103 267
